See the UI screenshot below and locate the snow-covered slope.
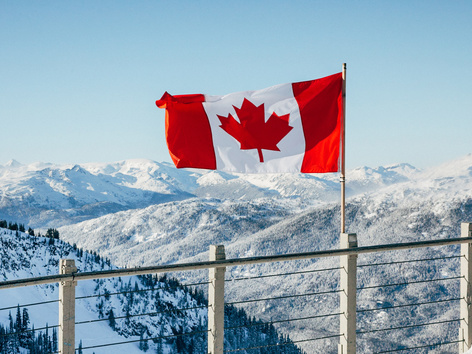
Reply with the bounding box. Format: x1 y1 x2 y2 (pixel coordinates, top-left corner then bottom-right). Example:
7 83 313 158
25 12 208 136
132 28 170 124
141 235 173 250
0 158 420 229
0 159 195 228
0 228 206 353
55 154 472 353
57 155 472 265
3 154 472 352
0 228 303 353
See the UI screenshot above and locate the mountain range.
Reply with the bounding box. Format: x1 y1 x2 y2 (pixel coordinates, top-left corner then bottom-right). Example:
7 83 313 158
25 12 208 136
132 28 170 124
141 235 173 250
1 154 472 352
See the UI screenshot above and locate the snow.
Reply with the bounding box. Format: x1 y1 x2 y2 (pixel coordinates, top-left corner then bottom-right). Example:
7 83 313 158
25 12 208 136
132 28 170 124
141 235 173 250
2 153 472 352
0 228 302 353
0 231 144 353
0 157 424 229
0 229 211 353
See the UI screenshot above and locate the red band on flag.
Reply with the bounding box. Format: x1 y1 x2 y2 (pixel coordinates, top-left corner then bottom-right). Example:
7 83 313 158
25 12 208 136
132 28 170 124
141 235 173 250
156 92 217 169
292 73 343 173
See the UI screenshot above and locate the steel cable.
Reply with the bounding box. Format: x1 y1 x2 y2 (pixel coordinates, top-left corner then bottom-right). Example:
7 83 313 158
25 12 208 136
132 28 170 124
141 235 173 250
0 299 59 312
0 324 60 338
76 281 210 300
78 329 209 351
226 267 341 282
357 297 461 313
357 318 461 335
226 312 342 331
224 333 343 352
75 304 208 325
358 275 462 290
227 289 340 306
358 255 461 268
374 339 463 353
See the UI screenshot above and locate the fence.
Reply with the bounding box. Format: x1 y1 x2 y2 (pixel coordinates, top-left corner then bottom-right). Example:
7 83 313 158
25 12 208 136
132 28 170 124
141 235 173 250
0 222 471 353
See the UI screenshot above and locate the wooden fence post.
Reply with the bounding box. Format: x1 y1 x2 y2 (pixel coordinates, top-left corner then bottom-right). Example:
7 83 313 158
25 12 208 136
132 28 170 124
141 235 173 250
339 233 357 354
460 223 472 353
208 245 226 354
59 259 77 354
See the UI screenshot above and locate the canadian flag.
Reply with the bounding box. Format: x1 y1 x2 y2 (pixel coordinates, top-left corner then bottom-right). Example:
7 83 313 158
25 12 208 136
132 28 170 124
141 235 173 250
156 72 343 174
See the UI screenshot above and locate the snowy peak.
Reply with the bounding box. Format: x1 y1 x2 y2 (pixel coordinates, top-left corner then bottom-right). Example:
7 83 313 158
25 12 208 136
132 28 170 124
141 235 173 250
0 160 195 227
347 163 421 194
82 159 200 194
418 153 472 180
4 159 23 168
2 154 472 228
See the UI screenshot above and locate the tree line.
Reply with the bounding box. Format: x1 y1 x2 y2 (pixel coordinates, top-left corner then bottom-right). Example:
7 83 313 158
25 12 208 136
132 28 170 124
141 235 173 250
0 306 57 353
0 219 59 239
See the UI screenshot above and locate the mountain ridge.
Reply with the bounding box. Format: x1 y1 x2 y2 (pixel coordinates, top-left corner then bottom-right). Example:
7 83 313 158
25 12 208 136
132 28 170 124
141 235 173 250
2 154 472 352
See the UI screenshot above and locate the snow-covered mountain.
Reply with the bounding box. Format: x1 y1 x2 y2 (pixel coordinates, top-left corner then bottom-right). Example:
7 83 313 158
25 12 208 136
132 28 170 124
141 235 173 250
0 228 303 353
2 154 472 352
0 159 195 228
49 155 472 266
0 158 419 230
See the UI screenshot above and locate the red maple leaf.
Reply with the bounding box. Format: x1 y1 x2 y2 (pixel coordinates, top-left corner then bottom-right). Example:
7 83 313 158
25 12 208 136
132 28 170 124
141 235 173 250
217 98 293 163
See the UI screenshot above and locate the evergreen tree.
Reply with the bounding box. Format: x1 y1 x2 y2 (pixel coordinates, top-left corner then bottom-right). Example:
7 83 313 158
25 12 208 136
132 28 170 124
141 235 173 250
15 305 22 332
29 325 36 354
44 323 51 354
108 309 116 330
155 332 164 354
124 303 131 326
20 308 31 347
37 329 43 352
45 228 60 239
8 311 14 333
0 324 6 352
52 328 58 352
97 299 104 319
139 331 145 351
142 336 149 352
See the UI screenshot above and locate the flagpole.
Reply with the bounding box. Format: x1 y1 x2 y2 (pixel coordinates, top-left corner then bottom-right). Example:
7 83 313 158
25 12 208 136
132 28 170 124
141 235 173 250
341 63 347 234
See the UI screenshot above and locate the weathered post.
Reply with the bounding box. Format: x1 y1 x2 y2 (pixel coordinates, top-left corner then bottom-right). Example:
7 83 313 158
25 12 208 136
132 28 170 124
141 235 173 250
460 223 472 353
59 259 77 354
208 245 226 354
339 233 357 354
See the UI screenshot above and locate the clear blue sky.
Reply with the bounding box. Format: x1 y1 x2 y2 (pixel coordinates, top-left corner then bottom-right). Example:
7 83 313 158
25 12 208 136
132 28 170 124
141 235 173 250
1 1 471 169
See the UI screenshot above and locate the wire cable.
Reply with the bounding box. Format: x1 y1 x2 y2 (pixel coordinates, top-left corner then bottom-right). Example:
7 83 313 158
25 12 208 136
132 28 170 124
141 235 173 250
358 276 461 291
78 329 209 351
76 281 210 300
226 267 341 282
357 318 461 335
0 299 59 312
0 324 60 338
358 255 461 268
374 339 463 353
227 289 340 306
75 304 208 325
224 333 342 352
357 297 461 313
226 312 341 331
